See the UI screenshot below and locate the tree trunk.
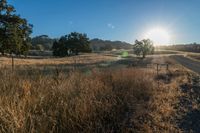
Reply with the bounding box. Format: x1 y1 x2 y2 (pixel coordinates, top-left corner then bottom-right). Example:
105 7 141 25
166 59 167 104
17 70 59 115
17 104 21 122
142 53 146 58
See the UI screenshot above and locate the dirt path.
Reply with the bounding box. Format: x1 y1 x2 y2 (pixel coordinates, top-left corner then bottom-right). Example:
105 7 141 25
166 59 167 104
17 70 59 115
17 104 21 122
171 55 200 74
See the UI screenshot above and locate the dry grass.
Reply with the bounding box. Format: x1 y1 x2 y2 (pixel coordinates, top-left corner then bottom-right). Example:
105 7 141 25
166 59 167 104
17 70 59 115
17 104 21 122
128 57 190 132
0 53 116 66
0 67 155 132
154 50 179 55
0 55 191 132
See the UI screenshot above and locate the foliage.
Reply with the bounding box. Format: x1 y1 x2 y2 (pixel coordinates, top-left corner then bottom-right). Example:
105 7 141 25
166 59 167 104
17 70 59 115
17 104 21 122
0 0 32 55
52 39 68 57
133 39 154 58
52 32 92 57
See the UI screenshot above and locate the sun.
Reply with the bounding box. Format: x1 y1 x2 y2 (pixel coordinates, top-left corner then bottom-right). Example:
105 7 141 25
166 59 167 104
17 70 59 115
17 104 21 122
144 27 170 45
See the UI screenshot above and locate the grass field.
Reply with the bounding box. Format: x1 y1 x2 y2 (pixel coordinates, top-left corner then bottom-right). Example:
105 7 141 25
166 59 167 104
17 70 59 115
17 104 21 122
0 51 198 132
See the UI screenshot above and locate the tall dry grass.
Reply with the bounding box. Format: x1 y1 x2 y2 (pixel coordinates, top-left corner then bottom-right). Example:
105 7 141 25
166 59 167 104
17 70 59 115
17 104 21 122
0 67 154 132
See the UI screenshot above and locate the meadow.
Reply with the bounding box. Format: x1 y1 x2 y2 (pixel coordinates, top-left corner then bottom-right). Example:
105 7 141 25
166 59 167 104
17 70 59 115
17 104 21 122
1 0 200 132
0 52 197 132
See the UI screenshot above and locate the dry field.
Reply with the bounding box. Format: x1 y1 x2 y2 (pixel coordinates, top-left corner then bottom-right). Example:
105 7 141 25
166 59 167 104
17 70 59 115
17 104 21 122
0 53 199 132
0 53 116 66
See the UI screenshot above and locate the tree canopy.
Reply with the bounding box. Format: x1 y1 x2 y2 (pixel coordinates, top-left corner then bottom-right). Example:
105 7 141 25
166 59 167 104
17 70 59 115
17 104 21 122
0 0 32 55
133 39 154 58
52 32 92 57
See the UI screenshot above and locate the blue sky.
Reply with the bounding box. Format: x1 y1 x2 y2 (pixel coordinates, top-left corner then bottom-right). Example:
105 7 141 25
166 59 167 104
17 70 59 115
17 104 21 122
8 0 200 44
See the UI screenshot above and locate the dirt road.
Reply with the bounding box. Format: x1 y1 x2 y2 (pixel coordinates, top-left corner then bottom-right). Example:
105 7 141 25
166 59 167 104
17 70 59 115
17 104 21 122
171 55 200 74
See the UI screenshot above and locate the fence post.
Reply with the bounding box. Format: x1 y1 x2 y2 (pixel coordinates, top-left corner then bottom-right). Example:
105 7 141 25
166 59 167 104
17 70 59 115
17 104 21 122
11 53 14 71
166 64 169 71
156 64 159 75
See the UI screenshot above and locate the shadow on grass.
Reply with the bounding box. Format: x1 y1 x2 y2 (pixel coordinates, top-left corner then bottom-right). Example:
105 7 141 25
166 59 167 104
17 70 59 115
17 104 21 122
179 109 200 133
177 76 200 133
112 57 153 67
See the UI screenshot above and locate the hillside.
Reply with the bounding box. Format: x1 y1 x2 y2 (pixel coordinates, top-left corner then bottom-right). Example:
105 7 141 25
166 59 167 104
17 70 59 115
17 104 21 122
30 36 133 51
31 35 56 50
90 38 133 51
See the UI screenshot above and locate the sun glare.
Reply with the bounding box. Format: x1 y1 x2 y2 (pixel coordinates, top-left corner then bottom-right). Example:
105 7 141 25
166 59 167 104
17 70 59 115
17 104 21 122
144 27 170 45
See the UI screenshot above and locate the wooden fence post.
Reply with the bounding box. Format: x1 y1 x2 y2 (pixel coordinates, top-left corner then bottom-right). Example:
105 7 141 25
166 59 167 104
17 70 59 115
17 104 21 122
11 54 14 71
156 64 159 75
166 64 169 71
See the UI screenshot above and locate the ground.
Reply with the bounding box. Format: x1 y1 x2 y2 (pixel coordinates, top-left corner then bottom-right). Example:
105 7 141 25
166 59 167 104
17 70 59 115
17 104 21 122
0 50 199 132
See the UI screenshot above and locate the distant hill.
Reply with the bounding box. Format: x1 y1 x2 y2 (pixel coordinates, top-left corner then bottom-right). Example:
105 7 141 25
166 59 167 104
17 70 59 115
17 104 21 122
31 36 133 51
90 38 132 51
158 43 200 53
31 35 56 50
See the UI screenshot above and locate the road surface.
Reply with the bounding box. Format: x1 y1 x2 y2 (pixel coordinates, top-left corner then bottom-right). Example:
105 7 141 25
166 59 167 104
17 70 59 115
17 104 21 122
171 55 200 74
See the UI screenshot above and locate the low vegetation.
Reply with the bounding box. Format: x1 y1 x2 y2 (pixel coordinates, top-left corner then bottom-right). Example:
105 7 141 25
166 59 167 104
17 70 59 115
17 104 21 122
0 57 192 132
0 67 153 132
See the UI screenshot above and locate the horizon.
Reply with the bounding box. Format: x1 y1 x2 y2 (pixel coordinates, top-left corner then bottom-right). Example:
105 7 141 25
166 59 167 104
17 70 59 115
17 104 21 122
8 0 200 44
31 35 200 46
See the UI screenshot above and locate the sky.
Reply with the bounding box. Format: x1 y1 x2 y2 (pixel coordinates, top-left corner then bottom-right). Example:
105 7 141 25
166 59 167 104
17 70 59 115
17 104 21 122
8 0 200 44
